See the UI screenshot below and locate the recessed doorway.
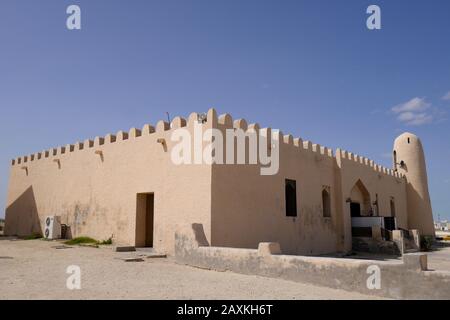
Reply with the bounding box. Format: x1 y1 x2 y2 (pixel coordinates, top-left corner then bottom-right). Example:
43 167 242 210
350 202 361 217
136 193 154 247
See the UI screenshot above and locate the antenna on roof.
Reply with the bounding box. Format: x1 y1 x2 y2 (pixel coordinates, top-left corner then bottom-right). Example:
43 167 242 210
197 113 207 124
166 112 171 124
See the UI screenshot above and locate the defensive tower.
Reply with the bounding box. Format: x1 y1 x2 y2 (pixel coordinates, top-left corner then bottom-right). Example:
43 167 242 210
393 132 435 237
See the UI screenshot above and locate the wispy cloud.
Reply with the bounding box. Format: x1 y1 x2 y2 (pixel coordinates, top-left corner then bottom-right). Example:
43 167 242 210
397 111 433 125
391 97 434 126
370 109 382 115
442 91 450 101
391 97 431 113
381 152 392 159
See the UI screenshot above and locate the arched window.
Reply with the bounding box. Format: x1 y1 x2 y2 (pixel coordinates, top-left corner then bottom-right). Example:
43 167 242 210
285 179 297 217
393 150 397 171
322 187 331 218
390 197 396 217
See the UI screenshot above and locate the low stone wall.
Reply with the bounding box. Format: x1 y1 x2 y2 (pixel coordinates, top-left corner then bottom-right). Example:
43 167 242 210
175 224 450 299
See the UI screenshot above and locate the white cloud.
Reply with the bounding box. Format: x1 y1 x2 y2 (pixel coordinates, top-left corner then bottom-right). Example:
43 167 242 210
391 97 431 114
391 97 434 126
398 112 433 126
442 91 450 101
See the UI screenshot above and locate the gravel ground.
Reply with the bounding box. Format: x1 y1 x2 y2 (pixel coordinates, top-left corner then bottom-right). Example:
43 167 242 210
0 237 382 300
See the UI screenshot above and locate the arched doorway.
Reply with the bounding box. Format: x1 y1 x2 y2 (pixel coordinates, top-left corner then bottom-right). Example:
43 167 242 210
349 180 372 217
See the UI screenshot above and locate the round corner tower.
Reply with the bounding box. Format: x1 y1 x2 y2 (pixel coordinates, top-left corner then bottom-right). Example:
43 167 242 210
393 132 435 237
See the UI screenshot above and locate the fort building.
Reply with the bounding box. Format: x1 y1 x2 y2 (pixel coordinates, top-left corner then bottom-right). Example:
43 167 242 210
4 109 435 255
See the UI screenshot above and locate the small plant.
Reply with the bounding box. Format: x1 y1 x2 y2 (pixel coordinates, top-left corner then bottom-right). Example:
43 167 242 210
64 236 113 246
99 237 113 245
23 233 43 240
420 235 434 251
64 236 98 245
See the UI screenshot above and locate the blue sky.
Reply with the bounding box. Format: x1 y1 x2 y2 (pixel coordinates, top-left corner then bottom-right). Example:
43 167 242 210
0 0 449 220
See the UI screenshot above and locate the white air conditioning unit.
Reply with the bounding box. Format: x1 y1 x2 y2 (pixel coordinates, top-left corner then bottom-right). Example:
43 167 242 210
44 216 61 240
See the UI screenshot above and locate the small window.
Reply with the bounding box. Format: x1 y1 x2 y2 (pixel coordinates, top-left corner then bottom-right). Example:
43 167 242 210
407 137 410 144
285 179 297 217
390 197 396 217
322 187 331 218
393 151 397 171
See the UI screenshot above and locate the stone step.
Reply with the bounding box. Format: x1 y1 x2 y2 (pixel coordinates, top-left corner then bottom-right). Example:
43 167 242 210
114 246 136 252
404 248 419 254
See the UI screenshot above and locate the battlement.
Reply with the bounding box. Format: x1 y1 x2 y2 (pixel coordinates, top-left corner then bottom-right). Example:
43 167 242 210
11 108 399 181
215 111 402 180
336 148 403 179
11 109 218 167
216 111 335 160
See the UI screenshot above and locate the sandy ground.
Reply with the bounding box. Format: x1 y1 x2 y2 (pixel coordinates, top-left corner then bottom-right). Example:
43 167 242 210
427 241 450 271
0 237 382 300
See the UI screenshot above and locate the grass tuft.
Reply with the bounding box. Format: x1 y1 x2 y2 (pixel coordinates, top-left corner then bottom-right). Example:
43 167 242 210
64 236 113 246
99 237 113 245
64 237 98 245
23 233 43 240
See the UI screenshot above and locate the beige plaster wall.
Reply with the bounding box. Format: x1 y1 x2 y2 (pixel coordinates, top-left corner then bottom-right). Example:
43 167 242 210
394 133 435 236
5 108 415 257
209 115 408 255
210 120 339 256
336 149 408 252
176 224 450 300
5 113 213 255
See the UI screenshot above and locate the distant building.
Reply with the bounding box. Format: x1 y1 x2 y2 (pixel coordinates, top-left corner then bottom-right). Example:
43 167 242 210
435 220 449 231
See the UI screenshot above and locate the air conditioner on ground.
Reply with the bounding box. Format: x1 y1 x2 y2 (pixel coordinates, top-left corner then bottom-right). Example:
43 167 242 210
44 216 61 240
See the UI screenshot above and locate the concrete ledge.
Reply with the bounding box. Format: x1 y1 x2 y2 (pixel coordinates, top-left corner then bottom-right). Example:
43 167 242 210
403 253 427 271
258 242 282 256
175 223 450 299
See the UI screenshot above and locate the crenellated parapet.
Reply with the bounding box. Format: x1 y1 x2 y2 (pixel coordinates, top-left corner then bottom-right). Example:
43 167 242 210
336 148 403 179
216 112 335 160
11 108 218 167
214 109 401 178
11 108 398 178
